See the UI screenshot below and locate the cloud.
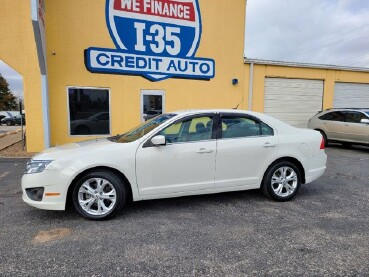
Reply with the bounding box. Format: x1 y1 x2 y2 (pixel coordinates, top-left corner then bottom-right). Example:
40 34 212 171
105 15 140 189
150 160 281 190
245 0 369 67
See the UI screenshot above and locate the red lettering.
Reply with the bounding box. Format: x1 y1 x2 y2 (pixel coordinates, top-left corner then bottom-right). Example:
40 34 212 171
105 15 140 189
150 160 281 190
114 0 196 22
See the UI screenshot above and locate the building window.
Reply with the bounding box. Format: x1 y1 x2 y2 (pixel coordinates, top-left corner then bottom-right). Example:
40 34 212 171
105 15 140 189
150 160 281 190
68 87 110 136
141 90 165 122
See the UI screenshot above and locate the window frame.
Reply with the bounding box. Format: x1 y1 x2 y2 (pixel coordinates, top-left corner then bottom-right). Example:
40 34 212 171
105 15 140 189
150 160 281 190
143 113 217 147
342 111 369 124
218 113 275 140
67 86 112 137
319 111 346 122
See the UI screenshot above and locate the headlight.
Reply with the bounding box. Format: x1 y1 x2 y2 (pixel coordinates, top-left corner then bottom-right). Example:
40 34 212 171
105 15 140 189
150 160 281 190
25 160 53 174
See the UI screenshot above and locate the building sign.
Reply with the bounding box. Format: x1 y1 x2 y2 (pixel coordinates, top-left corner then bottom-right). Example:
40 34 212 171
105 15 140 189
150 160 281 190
85 0 215 81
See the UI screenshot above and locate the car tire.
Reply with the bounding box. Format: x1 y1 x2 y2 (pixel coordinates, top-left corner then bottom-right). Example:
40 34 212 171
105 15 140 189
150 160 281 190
342 142 352 148
72 170 126 220
6 121 12 126
317 130 328 147
261 161 301 201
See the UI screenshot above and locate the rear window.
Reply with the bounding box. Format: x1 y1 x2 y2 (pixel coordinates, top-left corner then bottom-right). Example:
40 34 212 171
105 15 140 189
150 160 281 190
319 112 345 122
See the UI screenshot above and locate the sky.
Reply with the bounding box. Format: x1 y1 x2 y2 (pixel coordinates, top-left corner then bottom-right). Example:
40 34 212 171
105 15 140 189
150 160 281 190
245 0 369 67
0 60 23 100
1 0 369 98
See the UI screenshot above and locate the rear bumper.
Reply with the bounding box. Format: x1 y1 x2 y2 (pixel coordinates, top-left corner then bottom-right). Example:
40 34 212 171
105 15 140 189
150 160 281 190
305 166 326 184
305 151 327 184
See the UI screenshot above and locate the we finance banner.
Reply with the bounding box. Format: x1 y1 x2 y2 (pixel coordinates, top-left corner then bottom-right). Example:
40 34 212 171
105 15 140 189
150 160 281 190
85 0 215 81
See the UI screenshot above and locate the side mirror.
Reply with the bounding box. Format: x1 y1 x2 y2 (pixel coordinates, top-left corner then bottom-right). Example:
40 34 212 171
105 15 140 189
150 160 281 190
360 118 369 124
151 135 166 146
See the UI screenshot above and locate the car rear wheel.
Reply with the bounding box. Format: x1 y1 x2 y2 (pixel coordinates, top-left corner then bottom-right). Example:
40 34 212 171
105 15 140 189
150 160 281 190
261 161 301 201
72 170 126 220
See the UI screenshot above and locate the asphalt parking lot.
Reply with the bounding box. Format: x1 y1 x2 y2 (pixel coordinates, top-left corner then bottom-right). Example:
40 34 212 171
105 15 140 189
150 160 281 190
0 146 368 276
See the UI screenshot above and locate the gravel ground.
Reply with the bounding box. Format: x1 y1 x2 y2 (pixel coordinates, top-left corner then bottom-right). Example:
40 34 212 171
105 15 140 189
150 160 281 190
0 141 35 158
0 145 368 276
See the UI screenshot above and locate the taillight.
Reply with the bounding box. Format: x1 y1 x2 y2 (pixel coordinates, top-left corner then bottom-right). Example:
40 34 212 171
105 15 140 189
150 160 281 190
320 137 325 150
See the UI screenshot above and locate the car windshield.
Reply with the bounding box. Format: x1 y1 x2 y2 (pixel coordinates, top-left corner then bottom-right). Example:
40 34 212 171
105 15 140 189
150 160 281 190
109 113 177 143
364 111 369 116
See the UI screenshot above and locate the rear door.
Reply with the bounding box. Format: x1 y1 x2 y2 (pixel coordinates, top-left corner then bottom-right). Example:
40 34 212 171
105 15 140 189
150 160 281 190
341 111 369 143
320 111 347 140
214 113 278 189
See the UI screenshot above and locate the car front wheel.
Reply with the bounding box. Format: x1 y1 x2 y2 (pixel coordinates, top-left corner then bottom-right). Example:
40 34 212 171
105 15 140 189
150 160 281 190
261 161 301 201
72 170 126 220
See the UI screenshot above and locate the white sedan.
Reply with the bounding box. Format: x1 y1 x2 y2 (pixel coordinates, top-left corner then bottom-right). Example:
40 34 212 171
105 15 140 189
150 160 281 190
22 110 327 220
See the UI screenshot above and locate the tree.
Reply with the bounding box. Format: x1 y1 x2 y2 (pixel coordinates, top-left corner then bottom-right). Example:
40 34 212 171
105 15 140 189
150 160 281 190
0 73 17 110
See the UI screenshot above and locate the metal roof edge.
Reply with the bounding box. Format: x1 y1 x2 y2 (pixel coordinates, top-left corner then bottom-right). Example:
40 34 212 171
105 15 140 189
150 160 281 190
244 58 369 73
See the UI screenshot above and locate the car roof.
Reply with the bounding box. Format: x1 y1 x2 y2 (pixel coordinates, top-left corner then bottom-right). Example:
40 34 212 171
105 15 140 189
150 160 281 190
169 109 297 133
172 109 264 116
323 108 369 112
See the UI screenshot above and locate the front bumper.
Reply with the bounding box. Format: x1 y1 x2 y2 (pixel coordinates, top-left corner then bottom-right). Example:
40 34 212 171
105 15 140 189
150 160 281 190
21 167 76 211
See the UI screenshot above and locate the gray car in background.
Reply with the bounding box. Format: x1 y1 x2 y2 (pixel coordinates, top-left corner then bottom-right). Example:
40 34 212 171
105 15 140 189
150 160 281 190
308 108 369 147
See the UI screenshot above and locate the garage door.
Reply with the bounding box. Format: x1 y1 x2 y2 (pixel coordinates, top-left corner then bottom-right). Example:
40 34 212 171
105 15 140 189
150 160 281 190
264 78 324 128
334 82 369 108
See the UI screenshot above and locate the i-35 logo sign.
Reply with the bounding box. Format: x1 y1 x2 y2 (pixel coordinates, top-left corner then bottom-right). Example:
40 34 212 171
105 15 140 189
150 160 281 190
85 0 215 81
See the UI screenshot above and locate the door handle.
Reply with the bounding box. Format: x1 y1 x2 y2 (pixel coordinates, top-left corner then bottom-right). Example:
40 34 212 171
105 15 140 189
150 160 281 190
262 142 277 148
196 148 214 154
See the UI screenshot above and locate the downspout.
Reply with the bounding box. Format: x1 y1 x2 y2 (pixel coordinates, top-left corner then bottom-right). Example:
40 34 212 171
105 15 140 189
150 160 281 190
248 62 254 111
31 0 51 149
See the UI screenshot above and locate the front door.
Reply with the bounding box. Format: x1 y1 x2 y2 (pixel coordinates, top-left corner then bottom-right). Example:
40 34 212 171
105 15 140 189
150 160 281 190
136 114 216 197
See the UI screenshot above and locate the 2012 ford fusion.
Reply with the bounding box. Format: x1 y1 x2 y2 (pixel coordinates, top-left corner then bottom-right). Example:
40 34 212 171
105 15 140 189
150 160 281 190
22 110 327 220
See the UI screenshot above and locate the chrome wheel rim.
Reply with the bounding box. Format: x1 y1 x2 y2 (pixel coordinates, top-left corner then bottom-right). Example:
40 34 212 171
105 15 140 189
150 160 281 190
78 178 117 216
271 166 298 197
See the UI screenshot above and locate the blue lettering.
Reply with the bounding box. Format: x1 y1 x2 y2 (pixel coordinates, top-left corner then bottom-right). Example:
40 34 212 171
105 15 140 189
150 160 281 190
167 60 178 71
136 57 147 69
189 61 198 72
152 58 162 70
111 55 124 67
125 56 135 68
96 53 110 66
178 60 188 72
200 63 210 74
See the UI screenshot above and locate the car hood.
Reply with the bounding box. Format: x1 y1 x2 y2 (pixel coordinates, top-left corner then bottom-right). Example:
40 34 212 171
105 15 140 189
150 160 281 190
33 138 116 160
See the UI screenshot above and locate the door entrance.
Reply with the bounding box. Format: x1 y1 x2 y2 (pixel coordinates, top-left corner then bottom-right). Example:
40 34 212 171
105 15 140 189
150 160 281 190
141 90 165 122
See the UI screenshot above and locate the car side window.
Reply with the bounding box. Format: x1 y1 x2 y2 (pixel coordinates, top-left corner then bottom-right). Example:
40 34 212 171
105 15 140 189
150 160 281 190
221 115 273 139
343 112 367 123
160 116 213 144
319 112 345 122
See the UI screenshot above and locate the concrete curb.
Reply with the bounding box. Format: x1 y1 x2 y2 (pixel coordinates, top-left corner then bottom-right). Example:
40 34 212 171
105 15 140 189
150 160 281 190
0 129 22 138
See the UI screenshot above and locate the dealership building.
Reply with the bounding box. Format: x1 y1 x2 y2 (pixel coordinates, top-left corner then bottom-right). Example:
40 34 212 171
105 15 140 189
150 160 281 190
1 0 369 152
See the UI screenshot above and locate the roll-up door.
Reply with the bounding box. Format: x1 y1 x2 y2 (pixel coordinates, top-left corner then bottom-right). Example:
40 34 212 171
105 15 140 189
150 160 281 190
334 83 369 108
264 78 324 128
